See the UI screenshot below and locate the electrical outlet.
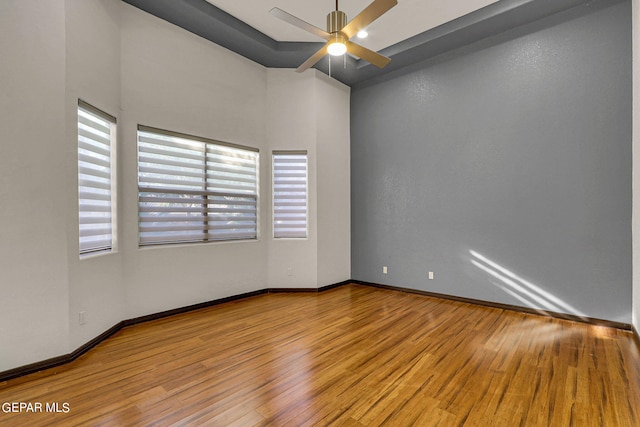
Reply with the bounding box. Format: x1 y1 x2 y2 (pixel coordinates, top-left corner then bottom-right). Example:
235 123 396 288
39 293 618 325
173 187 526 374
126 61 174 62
287 267 293 276
383 266 388 274
79 311 87 325
428 271 434 280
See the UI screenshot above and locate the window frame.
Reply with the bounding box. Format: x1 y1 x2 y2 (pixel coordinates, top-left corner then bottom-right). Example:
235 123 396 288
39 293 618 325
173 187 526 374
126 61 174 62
77 99 117 258
137 125 260 247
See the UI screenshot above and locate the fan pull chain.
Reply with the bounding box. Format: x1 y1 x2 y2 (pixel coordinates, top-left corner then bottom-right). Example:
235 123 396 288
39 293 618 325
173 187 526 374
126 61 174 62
329 55 332 78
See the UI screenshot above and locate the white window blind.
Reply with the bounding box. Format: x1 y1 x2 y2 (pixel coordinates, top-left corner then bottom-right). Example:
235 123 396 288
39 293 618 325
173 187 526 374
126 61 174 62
273 151 308 239
137 126 259 246
78 100 116 256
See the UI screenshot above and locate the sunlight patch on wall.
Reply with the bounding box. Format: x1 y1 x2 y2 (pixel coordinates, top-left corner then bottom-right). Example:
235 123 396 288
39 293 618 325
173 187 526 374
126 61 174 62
470 249 587 319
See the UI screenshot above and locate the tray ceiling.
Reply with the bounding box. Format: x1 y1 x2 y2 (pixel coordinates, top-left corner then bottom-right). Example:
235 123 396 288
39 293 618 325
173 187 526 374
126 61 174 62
205 0 500 52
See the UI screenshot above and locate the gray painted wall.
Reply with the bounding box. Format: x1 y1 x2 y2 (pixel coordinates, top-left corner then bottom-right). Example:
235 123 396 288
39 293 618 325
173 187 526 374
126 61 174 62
351 1 632 323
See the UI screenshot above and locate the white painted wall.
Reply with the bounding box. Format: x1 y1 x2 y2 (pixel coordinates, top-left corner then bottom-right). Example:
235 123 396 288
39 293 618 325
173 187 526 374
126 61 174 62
266 69 319 288
119 3 270 318
0 0 70 371
315 73 351 287
65 0 125 350
119 5 351 315
633 0 640 333
0 0 351 374
265 69 351 288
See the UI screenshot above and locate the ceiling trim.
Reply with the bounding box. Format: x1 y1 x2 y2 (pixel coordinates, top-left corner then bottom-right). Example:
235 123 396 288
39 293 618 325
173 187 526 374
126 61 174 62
122 0 616 87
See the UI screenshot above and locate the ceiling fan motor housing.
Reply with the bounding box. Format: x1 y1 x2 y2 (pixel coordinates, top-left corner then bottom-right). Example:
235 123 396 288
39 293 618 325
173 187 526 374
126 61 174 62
327 10 347 34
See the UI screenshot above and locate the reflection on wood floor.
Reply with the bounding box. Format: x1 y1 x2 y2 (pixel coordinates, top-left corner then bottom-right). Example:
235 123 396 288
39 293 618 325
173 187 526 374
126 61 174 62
1 284 639 426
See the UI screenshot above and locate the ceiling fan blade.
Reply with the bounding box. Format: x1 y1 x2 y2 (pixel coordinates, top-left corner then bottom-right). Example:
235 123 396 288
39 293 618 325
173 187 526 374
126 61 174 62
296 43 330 73
345 41 391 68
269 7 330 40
341 0 398 40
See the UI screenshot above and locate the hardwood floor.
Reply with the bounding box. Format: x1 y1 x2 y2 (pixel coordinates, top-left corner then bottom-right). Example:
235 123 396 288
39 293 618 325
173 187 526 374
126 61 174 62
1 284 639 426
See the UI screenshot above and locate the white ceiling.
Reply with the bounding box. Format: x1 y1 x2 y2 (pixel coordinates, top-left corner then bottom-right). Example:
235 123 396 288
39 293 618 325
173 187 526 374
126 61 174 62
206 0 500 52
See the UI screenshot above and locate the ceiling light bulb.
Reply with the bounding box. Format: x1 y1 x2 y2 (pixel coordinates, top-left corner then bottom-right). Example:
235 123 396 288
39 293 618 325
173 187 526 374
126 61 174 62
328 41 347 56
357 29 368 39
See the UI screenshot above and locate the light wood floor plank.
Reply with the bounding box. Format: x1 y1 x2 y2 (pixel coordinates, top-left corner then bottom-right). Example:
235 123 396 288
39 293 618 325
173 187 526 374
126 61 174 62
1 284 639 426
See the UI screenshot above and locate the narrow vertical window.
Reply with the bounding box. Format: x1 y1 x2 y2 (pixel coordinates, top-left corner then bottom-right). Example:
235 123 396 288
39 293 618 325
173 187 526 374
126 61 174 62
78 100 116 256
273 151 308 239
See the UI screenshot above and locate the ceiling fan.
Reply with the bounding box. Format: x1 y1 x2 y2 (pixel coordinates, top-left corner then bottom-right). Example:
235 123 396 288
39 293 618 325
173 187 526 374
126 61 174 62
270 0 398 73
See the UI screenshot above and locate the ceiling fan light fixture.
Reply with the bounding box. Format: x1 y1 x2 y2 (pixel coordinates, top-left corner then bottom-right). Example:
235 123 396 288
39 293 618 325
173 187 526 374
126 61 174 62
328 42 347 56
327 34 347 56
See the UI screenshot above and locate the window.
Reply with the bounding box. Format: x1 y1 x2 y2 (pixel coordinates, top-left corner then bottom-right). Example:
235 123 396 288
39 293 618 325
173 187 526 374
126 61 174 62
273 151 308 239
77 100 116 256
137 126 259 246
